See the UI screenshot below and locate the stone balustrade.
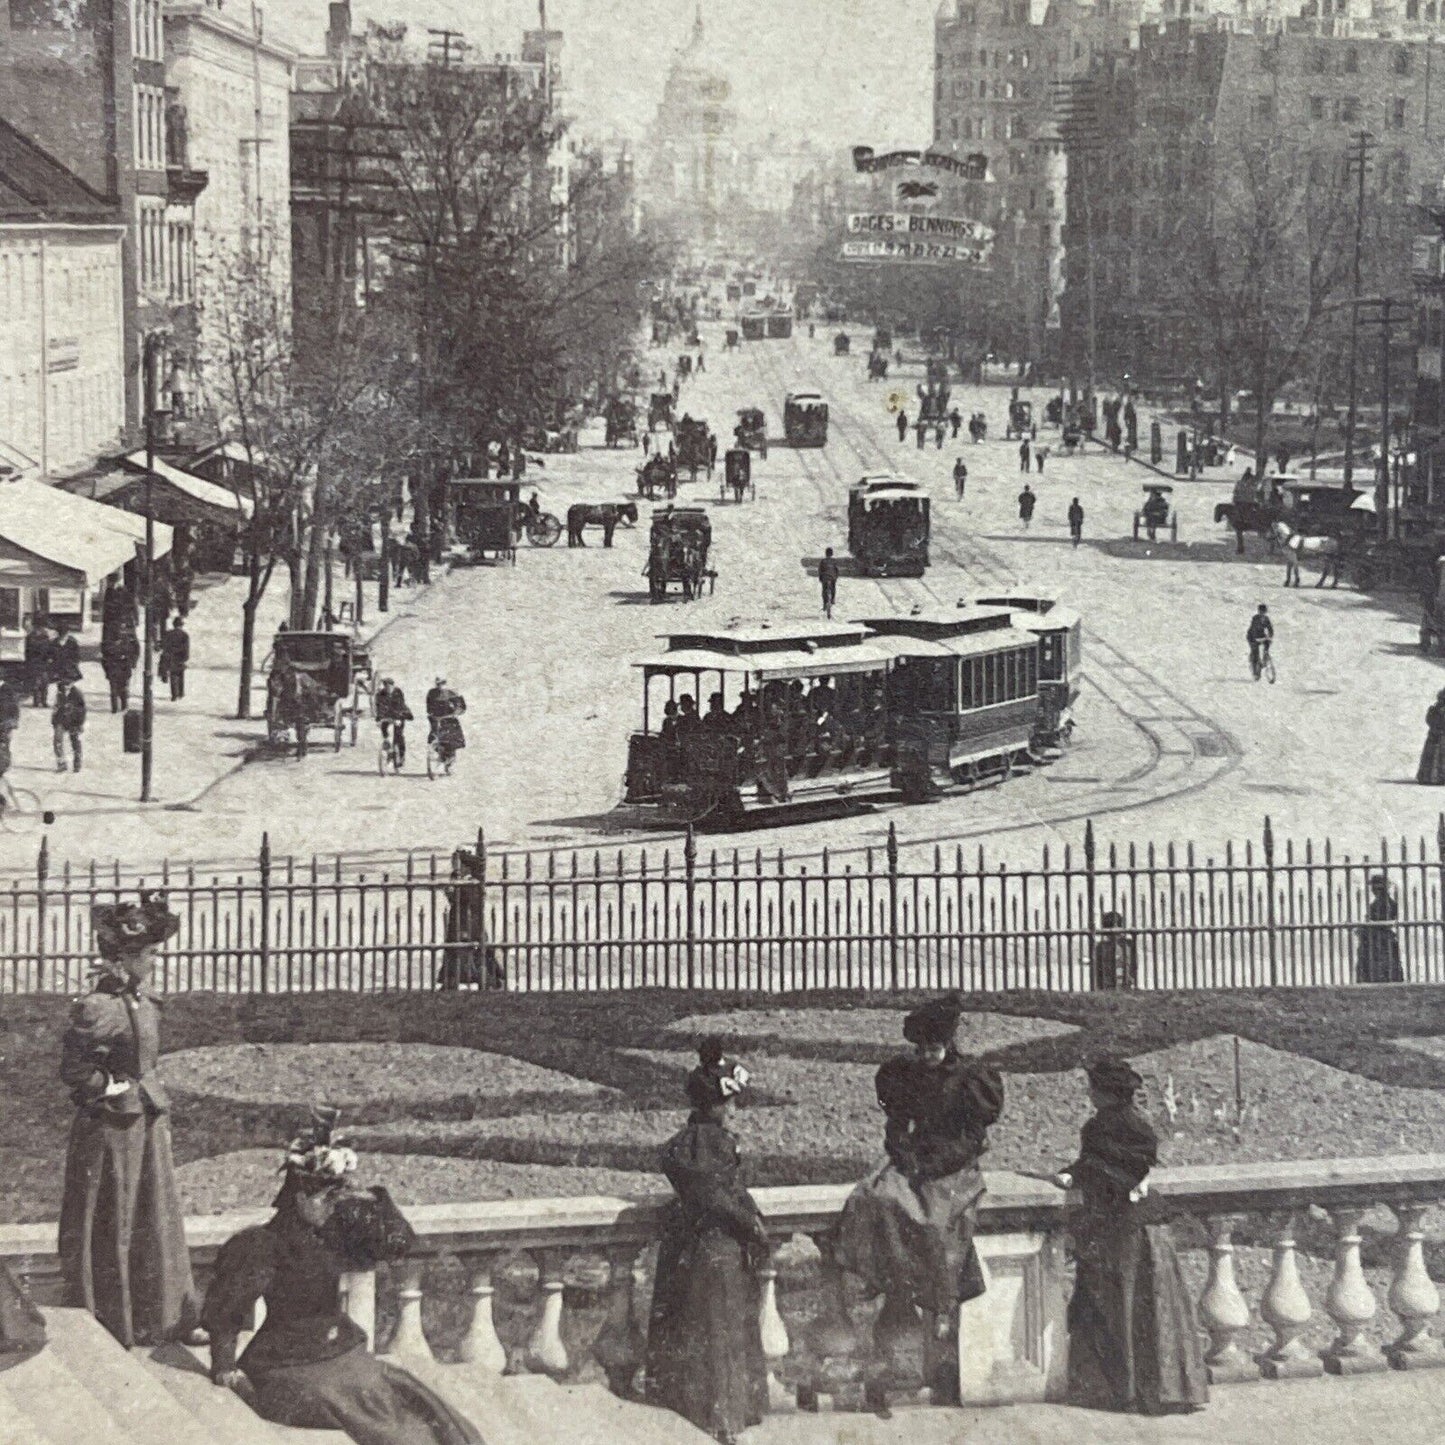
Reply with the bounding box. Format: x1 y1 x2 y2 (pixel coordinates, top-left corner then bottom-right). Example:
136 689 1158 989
2 1155 1443 1412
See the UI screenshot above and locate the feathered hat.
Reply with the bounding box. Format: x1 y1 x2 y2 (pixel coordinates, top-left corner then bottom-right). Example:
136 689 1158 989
1086 1054 1143 1100
281 1105 359 1190
902 991 965 1047
686 1036 751 1109
91 891 179 960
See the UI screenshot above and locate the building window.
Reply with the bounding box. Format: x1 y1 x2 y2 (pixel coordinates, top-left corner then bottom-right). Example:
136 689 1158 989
1408 0 1420 16
1343 48 1359 73
1395 48 1413 74
1337 95 1360 122
980 78 988 97
1005 80 1015 99
1020 47 1030 68
951 117 960 138
132 0 163 61
1392 96 1407 127
1252 95 1275 123
1308 47 1326 74
979 47 987 64
1310 95 1326 120
964 118 973 138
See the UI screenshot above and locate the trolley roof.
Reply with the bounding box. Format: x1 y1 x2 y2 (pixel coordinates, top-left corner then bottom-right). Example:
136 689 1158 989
634 622 892 680
851 473 922 495
972 595 1082 632
786 392 826 407
858 607 1015 640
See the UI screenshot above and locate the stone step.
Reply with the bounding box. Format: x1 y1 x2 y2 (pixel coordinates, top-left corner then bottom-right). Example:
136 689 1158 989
138 1341 348 1445
41 1308 215 1445
548 1378 716 1445
377 1355 535 1445
0 1381 55 1445
0 1335 137 1445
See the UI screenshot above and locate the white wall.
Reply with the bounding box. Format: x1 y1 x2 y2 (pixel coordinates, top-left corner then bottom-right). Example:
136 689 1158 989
0 228 126 477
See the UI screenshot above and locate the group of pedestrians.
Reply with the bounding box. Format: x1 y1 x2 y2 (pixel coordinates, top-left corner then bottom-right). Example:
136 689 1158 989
647 993 1208 1443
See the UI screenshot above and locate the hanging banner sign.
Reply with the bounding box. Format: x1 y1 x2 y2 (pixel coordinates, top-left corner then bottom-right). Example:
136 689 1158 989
840 212 994 265
852 146 989 181
839 237 992 264
846 213 992 241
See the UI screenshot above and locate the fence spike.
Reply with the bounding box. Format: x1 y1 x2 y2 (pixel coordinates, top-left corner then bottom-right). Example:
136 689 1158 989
886 823 898 868
684 825 697 867
1083 819 1095 869
1263 816 1274 863
37 837 48 887
1438 814 1445 861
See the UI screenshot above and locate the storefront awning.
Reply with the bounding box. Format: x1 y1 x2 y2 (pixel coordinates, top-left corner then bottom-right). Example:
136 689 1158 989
116 452 253 524
0 477 172 590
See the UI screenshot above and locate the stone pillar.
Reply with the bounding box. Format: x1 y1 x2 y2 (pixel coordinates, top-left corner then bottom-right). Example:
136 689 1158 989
337 1270 375 1351
758 1247 792 1408
1259 1212 1323 1380
592 1245 647 1398
382 1260 432 1363
1199 1215 1256 1383
1386 1204 1445 1370
528 1251 570 1377
456 1258 507 1374
1323 1207 1384 1375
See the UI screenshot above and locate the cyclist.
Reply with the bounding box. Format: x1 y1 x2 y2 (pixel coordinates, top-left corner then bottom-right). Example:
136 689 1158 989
425 675 468 771
1246 603 1274 681
953 457 968 499
374 676 412 769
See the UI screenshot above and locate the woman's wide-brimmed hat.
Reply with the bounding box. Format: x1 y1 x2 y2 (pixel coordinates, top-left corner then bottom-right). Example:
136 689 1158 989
902 991 965 1047
686 1036 751 1109
91 891 179 960
281 1104 359 1190
1086 1054 1144 1099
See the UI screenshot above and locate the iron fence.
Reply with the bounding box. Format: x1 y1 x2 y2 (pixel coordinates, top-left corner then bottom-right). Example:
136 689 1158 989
2 818 1443 995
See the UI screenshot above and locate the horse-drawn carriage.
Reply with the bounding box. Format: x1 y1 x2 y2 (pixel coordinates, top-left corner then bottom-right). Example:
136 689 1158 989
675 417 715 482
677 354 694 381
604 396 639 448
647 506 713 603
1133 484 1177 542
720 448 755 504
266 630 374 753
648 392 675 431
867 351 889 381
834 333 851 356
637 453 679 500
451 479 562 561
724 327 740 351
1006 399 1036 440
734 408 768 457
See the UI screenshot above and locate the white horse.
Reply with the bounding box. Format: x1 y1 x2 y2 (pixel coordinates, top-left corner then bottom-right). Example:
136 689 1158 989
1273 521 1345 588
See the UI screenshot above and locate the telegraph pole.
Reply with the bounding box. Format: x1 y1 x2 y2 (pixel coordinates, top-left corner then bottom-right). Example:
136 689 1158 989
1342 131 1376 488
1354 297 1409 538
427 28 468 67
1053 78 1102 413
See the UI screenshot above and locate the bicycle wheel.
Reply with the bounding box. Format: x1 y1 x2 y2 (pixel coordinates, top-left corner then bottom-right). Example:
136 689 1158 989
378 740 388 776
1265 654 1277 684
426 741 438 779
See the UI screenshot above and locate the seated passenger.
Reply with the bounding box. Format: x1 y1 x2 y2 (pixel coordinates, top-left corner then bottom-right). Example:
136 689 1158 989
703 691 732 736
675 694 702 743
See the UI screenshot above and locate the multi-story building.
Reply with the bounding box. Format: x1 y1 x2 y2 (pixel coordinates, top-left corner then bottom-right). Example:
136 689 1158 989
0 0 206 431
1059 12 1445 389
164 0 294 392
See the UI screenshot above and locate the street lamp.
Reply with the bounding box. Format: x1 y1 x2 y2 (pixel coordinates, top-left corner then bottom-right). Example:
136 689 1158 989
140 335 172 804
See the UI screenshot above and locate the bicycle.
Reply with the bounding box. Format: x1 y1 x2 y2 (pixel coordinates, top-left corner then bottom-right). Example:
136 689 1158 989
377 719 404 775
425 715 464 779
1249 639 1276 684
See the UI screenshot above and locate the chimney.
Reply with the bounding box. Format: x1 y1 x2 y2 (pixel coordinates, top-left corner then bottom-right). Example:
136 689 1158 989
327 2 352 58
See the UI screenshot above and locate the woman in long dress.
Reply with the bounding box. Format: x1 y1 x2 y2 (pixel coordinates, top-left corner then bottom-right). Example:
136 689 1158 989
58 892 199 1346
1055 1056 1208 1416
645 1039 769 1445
834 992 1005 1411
1418 688 1445 785
1356 874 1405 984
202 1108 483 1445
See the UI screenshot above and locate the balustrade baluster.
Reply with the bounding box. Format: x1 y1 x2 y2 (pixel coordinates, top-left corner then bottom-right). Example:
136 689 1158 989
592 1244 647 1398
1259 1211 1323 1379
1323 1207 1383 1375
1198 1215 1255 1382
456 1258 507 1374
338 1270 374 1351
758 1247 792 1407
382 1259 432 1363
528 1250 570 1376
1386 1204 1445 1370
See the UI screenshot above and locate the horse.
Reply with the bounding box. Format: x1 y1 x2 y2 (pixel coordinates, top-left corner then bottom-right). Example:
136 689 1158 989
567 501 638 547
1214 499 1282 555
267 669 332 758
1274 521 1346 588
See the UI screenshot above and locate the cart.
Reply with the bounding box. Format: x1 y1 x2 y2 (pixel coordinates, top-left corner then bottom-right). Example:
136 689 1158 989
265 631 374 752
1133 484 1178 542
721 448 755 503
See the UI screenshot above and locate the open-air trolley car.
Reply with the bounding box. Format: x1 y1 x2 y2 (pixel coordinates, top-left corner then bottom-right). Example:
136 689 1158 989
784 392 828 448
847 475 930 577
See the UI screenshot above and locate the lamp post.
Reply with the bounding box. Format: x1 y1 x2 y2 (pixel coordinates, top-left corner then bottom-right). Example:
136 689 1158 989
140 336 172 804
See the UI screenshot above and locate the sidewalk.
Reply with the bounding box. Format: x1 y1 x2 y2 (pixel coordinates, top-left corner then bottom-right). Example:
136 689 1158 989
0 560 431 828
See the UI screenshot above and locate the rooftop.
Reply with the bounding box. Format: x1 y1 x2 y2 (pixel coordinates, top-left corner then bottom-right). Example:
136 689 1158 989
0 119 114 224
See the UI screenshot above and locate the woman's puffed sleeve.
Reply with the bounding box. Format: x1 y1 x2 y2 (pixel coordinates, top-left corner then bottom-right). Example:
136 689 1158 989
59 995 112 1107
1068 1108 1158 1197
202 1229 276 1380
875 1057 917 1174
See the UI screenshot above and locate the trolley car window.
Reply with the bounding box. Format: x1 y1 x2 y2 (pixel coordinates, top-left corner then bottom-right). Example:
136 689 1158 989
1038 633 1062 679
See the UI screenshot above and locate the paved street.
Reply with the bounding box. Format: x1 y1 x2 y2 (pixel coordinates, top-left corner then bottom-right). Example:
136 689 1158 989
6 329 1442 874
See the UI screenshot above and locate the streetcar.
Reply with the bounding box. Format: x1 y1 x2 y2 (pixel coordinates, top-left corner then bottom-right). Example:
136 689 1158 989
973 594 1084 745
858 607 1043 798
847 475 930 577
783 392 829 448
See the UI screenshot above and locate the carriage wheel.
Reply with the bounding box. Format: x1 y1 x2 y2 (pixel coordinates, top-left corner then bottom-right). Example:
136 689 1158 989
528 514 563 547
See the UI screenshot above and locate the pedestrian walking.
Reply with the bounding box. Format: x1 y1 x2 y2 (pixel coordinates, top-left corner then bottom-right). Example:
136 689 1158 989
1357 875 1405 984
101 629 140 713
1035 444 1050 473
1055 1057 1208 1415
819 547 840 618
24 615 53 708
950 407 962 440
1418 687 1445 784
49 620 81 690
51 680 85 772
915 419 926 450
1019 437 1032 472
0 672 20 780
953 458 968 499
1068 497 1085 547
935 423 944 450
896 410 908 443
159 616 189 701
1018 483 1036 529
643 430 652 456
58 894 199 1348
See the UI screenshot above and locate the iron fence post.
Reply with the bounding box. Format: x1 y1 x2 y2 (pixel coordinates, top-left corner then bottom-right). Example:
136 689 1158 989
1083 820 1096 989
259 832 272 994
1436 815 1445 982
1263 816 1278 987
887 823 900 991
35 837 48 993
684 826 697 990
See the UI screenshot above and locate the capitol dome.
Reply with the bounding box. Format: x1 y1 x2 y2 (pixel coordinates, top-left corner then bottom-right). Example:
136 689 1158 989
660 4 734 112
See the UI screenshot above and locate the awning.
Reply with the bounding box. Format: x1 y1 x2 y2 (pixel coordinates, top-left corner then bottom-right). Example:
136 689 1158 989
0 477 172 589
118 452 253 523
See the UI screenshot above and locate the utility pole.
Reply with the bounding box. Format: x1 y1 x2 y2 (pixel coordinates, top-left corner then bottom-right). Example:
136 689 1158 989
139 336 170 804
1053 78 1102 414
1354 297 1409 539
1343 131 1376 489
427 28 468 67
